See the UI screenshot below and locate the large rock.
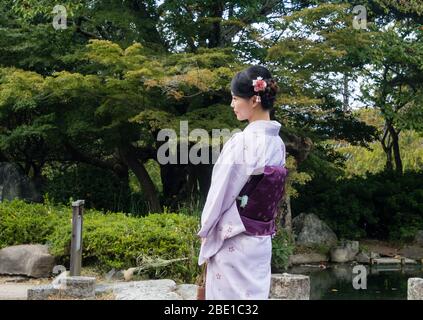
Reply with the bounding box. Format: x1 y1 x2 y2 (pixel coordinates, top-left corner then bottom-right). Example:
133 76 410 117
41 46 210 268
95 280 198 300
413 230 423 246
270 273 310 300
111 279 181 300
0 244 55 278
288 253 328 265
330 240 359 263
355 251 370 264
292 213 338 247
408 278 423 300
0 162 42 202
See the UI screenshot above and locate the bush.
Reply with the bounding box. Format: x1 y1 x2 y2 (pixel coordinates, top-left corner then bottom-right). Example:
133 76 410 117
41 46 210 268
292 169 423 241
0 200 201 283
271 228 295 272
48 210 201 283
0 199 64 248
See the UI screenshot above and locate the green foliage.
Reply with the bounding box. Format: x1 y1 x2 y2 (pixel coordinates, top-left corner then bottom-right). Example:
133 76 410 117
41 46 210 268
49 210 201 283
0 199 64 248
0 199 201 283
292 169 423 241
271 228 295 271
42 163 136 213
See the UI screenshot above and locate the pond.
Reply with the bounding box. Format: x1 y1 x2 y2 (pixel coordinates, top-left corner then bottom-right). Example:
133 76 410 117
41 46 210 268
287 263 423 300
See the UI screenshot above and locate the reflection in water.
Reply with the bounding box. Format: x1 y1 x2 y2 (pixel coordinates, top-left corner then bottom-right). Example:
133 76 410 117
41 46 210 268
287 263 423 300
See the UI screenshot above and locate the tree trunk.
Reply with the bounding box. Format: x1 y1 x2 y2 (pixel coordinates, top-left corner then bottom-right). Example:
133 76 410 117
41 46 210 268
388 125 403 174
380 121 394 171
120 146 162 213
280 193 292 234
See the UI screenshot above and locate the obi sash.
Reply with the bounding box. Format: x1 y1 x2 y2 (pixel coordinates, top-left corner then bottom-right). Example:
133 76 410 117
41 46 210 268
236 165 288 236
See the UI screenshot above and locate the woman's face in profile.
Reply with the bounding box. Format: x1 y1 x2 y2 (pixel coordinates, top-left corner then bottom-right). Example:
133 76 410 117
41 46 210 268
231 93 256 121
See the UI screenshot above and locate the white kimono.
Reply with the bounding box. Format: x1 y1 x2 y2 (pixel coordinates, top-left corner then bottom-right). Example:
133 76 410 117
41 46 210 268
197 120 286 300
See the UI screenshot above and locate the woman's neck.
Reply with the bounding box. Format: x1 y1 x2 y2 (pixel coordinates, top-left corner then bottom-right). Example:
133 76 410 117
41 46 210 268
248 110 270 123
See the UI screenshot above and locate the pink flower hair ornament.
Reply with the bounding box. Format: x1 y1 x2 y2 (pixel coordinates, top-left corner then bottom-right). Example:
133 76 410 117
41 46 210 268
252 76 267 103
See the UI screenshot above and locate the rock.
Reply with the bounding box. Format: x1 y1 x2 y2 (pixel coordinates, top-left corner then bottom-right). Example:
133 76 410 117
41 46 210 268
355 251 370 264
28 284 60 300
330 241 359 263
408 278 423 300
288 253 328 265
270 273 310 300
104 269 125 281
0 162 42 202
292 213 338 247
95 283 114 296
28 276 96 300
112 279 182 300
0 244 55 278
414 230 423 246
399 245 423 260
58 276 96 299
175 284 198 300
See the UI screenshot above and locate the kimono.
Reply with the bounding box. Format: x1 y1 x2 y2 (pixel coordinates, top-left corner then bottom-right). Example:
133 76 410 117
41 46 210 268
197 120 287 300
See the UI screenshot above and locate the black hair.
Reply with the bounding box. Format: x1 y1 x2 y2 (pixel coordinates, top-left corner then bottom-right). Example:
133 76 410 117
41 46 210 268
230 65 279 111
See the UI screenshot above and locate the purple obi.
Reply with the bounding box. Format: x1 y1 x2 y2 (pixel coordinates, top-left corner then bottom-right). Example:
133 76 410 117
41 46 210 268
236 165 288 236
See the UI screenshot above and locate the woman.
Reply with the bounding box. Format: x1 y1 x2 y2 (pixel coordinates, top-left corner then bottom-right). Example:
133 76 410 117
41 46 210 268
197 65 287 300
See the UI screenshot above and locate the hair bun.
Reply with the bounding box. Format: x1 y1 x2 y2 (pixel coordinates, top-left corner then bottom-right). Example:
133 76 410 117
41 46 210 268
266 79 279 96
259 78 278 106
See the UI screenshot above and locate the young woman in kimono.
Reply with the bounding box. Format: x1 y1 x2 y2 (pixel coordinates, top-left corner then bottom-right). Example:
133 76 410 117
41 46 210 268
197 66 287 300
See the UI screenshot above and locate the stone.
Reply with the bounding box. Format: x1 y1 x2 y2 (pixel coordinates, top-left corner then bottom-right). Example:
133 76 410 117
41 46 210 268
269 273 310 300
28 284 60 300
399 245 423 260
330 240 359 263
292 213 338 247
175 284 198 300
104 269 125 281
414 230 423 246
355 251 370 264
58 276 96 299
407 278 423 300
288 253 328 265
0 244 55 278
95 283 114 295
0 162 42 202
28 275 96 300
112 279 182 300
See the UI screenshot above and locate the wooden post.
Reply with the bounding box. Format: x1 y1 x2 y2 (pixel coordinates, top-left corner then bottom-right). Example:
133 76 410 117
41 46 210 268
70 200 85 276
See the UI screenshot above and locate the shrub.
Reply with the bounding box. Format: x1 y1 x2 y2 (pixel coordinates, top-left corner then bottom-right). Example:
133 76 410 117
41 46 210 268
292 169 423 241
0 199 201 283
48 210 201 283
271 228 295 272
0 199 64 248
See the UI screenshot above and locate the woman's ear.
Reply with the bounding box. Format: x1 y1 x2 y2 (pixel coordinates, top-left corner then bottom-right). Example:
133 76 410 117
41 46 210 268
251 95 260 108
